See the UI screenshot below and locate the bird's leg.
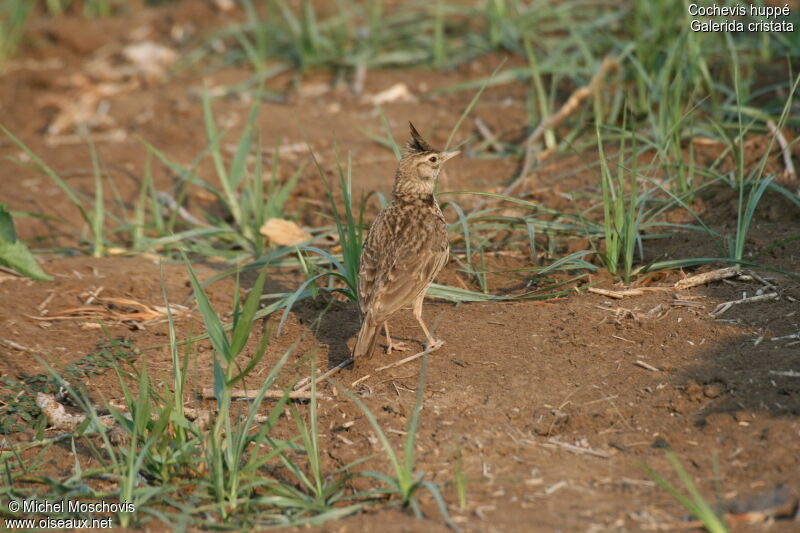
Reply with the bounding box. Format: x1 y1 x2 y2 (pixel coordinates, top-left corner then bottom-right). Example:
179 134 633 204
383 321 410 354
412 296 444 350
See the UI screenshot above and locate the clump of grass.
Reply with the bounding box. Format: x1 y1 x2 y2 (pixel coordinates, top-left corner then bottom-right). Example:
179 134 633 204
595 116 642 284
626 1 714 118
269 148 366 335
642 450 729 533
2 260 464 530
304 148 365 303
266 361 369 521
215 0 627 84
225 0 439 75
108 263 339 527
713 53 800 266
144 91 305 259
2 127 110 256
633 66 800 277
332 352 458 530
182 261 298 521
3 93 306 260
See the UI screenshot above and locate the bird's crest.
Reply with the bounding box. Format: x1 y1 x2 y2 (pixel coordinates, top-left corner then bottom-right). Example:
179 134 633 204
406 122 436 154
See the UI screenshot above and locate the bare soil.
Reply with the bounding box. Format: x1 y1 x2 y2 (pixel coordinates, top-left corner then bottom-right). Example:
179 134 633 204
1 3 799 532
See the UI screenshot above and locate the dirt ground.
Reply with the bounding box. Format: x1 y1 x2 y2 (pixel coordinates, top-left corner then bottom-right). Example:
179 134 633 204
1 3 800 532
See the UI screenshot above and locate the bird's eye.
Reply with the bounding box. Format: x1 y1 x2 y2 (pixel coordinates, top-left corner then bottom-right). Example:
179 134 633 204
429 156 438 163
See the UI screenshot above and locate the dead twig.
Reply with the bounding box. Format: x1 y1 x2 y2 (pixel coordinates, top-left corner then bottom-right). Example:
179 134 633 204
766 120 796 181
374 342 443 372
769 370 800 377
467 58 618 214
199 387 330 401
348 343 444 388
674 266 741 290
588 287 644 299
746 270 778 291
0 337 33 352
351 63 367 95
157 192 208 227
37 290 56 312
770 332 800 342
294 358 354 393
351 373 372 388
542 437 611 459
474 117 504 153
27 297 189 325
45 129 128 147
514 57 619 194
670 299 705 308
543 480 568 495
634 360 661 372
710 292 779 317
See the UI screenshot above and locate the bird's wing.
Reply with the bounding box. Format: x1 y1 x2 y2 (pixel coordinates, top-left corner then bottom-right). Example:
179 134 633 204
358 211 385 316
359 208 448 323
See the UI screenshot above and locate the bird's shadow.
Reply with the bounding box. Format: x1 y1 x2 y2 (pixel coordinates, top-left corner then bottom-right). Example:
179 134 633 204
230 265 361 370
291 297 361 369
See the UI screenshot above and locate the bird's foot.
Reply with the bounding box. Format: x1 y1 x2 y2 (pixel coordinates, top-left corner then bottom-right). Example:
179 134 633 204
425 339 444 352
385 339 410 354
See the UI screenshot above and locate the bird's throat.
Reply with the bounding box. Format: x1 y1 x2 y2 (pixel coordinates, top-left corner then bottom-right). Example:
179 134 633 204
392 178 436 201
392 188 435 207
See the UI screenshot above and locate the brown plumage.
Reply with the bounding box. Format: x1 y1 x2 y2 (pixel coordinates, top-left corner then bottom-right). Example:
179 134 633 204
353 123 459 360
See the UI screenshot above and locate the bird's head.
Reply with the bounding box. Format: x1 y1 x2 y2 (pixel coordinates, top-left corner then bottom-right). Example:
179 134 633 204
393 122 460 198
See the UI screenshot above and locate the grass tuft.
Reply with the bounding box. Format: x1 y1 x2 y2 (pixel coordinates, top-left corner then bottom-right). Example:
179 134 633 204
642 450 729 533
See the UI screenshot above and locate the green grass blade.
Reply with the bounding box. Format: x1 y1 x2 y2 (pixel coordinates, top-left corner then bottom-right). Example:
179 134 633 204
444 60 506 151
229 269 268 357
329 379 403 481
183 255 231 361
1 126 90 225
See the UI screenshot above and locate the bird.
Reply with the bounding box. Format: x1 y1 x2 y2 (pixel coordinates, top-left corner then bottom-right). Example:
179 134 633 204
352 122 459 361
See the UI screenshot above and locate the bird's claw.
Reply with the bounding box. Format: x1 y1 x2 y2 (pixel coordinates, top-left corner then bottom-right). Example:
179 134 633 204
425 339 444 351
385 340 410 354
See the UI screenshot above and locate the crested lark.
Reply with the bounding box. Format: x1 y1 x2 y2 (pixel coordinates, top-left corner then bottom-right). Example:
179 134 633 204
353 123 459 360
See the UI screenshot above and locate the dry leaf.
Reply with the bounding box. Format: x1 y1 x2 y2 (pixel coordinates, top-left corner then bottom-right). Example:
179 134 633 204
213 0 235 11
121 41 179 81
363 82 416 105
259 218 311 246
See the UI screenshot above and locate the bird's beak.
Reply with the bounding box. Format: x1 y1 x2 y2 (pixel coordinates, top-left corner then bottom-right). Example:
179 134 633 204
439 150 460 163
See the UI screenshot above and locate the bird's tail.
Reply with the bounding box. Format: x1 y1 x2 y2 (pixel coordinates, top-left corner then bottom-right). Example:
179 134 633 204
353 319 380 360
